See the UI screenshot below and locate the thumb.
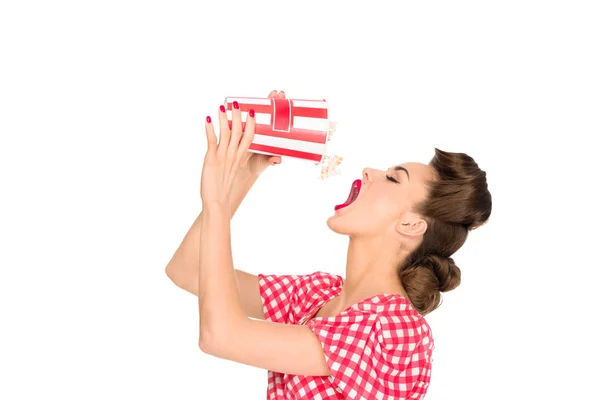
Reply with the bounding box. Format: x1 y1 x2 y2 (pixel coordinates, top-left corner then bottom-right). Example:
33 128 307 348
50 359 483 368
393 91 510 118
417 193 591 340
269 156 282 166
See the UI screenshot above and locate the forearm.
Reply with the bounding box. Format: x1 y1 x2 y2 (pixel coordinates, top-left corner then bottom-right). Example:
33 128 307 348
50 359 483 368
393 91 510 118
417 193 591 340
165 170 258 290
229 169 259 216
198 204 246 343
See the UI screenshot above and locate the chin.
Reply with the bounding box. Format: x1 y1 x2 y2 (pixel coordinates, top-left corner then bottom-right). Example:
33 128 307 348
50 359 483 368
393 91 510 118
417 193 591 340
326 214 344 234
326 212 355 236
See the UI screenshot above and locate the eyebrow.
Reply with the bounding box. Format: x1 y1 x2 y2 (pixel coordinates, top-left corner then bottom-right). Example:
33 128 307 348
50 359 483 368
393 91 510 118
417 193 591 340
391 165 410 181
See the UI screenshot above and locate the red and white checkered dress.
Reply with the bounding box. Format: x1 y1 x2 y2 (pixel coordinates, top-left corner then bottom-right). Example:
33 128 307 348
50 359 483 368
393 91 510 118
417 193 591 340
258 271 435 400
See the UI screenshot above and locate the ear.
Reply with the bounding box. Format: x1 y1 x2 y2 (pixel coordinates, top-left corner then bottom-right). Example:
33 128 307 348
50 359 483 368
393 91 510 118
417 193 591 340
395 217 428 237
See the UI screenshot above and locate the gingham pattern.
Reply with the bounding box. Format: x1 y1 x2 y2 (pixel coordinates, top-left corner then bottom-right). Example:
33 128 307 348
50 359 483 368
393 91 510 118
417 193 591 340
258 271 435 400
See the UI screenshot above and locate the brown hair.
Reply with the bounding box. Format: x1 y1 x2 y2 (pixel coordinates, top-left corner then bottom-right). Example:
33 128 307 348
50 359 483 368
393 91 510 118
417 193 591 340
398 148 492 316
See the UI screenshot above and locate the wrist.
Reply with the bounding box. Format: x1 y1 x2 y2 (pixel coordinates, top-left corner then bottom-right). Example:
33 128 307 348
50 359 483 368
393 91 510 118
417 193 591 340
232 169 258 196
202 200 230 215
237 166 261 181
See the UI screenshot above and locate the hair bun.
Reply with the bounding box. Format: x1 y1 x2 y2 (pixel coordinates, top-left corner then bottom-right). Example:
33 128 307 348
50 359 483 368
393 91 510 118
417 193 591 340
420 254 461 292
467 217 489 231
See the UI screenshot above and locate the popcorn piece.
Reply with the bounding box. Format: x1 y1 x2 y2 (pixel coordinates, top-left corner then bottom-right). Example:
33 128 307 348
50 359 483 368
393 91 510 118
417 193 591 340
327 121 337 142
315 121 343 179
317 155 343 180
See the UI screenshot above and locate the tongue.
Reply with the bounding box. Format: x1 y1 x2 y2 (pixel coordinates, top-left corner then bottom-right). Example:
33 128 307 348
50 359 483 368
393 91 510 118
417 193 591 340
335 186 355 211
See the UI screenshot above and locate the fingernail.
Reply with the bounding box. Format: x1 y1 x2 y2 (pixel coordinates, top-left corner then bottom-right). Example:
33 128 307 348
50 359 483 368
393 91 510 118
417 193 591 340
249 109 255 118
233 101 239 110
219 105 225 113
206 116 211 123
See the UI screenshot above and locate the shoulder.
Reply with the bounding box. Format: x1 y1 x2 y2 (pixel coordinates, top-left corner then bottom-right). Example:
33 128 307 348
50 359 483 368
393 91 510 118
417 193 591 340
364 295 434 352
307 299 434 397
296 271 344 294
371 305 434 354
258 271 344 323
258 270 343 296
314 294 434 367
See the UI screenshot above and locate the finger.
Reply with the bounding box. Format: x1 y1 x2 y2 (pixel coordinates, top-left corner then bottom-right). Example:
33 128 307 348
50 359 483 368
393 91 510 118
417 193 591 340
217 104 231 158
205 116 218 155
269 156 282 166
235 108 256 168
267 90 277 99
276 90 286 99
227 101 242 160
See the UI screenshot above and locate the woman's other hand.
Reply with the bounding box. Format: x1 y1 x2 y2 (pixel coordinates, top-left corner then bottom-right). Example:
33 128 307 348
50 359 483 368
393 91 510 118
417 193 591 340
237 90 284 177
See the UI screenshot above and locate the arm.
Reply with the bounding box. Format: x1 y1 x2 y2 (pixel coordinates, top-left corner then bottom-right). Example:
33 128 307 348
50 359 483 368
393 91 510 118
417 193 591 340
202 317 331 377
197 93 329 375
165 168 256 292
198 205 331 377
164 171 265 319
166 89 284 311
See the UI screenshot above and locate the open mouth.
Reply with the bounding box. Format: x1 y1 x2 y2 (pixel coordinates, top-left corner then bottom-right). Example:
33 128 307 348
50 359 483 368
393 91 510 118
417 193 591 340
334 179 362 211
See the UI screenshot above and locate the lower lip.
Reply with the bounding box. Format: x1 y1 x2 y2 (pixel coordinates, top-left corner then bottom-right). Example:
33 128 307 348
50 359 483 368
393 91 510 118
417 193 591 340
334 179 362 212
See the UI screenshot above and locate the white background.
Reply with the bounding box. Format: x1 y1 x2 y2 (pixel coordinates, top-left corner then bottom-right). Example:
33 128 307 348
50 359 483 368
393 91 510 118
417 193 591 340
1 1 599 399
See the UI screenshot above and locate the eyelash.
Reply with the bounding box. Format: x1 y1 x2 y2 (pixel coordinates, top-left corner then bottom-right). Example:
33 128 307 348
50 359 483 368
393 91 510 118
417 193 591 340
386 175 400 183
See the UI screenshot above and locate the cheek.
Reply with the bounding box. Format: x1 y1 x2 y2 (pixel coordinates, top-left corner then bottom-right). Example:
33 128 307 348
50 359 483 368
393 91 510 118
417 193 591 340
365 196 403 225
364 193 397 214
351 200 395 230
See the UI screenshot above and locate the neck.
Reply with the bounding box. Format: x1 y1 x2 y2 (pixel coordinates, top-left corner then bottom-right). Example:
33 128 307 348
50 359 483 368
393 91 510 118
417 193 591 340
332 235 409 313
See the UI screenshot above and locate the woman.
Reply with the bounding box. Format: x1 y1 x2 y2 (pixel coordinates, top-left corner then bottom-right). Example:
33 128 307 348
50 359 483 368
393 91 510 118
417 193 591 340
165 90 492 399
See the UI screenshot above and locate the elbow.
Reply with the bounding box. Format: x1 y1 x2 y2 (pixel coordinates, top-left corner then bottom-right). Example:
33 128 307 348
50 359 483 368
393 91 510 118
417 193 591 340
165 264 199 295
198 328 222 356
198 335 211 354
165 264 176 282
198 318 246 356
165 263 184 288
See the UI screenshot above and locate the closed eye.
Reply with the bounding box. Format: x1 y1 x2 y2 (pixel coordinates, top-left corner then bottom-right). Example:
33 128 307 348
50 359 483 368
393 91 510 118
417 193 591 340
386 175 400 183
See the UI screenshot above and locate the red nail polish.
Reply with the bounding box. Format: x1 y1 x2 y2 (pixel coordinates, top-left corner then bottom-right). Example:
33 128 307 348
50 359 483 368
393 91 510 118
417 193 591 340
206 116 211 123
249 109 255 118
233 101 239 110
219 105 225 113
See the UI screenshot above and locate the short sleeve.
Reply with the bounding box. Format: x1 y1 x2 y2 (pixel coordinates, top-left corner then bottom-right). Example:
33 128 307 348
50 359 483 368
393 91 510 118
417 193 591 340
258 271 344 324
308 314 435 399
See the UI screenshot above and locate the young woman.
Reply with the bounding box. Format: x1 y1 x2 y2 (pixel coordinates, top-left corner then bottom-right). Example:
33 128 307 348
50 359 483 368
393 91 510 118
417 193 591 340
166 90 492 399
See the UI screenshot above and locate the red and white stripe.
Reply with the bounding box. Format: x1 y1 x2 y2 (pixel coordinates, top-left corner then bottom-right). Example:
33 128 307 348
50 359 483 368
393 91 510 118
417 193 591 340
224 97 330 162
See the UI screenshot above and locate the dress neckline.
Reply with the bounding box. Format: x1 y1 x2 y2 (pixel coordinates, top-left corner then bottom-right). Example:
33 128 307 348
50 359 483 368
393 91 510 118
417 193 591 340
300 290 414 325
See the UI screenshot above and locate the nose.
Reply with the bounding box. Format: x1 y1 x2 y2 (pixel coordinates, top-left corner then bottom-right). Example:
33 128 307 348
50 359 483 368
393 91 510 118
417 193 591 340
362 168 375 185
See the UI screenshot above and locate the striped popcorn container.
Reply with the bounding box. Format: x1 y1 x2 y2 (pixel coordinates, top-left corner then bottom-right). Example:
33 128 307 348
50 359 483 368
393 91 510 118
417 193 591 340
224 96 335 164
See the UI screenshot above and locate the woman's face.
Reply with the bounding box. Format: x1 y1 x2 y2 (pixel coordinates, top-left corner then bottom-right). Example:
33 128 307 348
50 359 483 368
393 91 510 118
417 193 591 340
326 162 436 238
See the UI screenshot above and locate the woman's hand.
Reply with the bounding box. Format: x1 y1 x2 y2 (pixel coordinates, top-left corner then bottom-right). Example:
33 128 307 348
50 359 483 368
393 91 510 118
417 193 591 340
237 90 284 177
200 101 257 209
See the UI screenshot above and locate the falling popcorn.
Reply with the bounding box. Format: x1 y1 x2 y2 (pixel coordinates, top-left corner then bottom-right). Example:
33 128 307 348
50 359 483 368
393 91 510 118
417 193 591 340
327 121 336 141
224 96 344 179
317 155 344 180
